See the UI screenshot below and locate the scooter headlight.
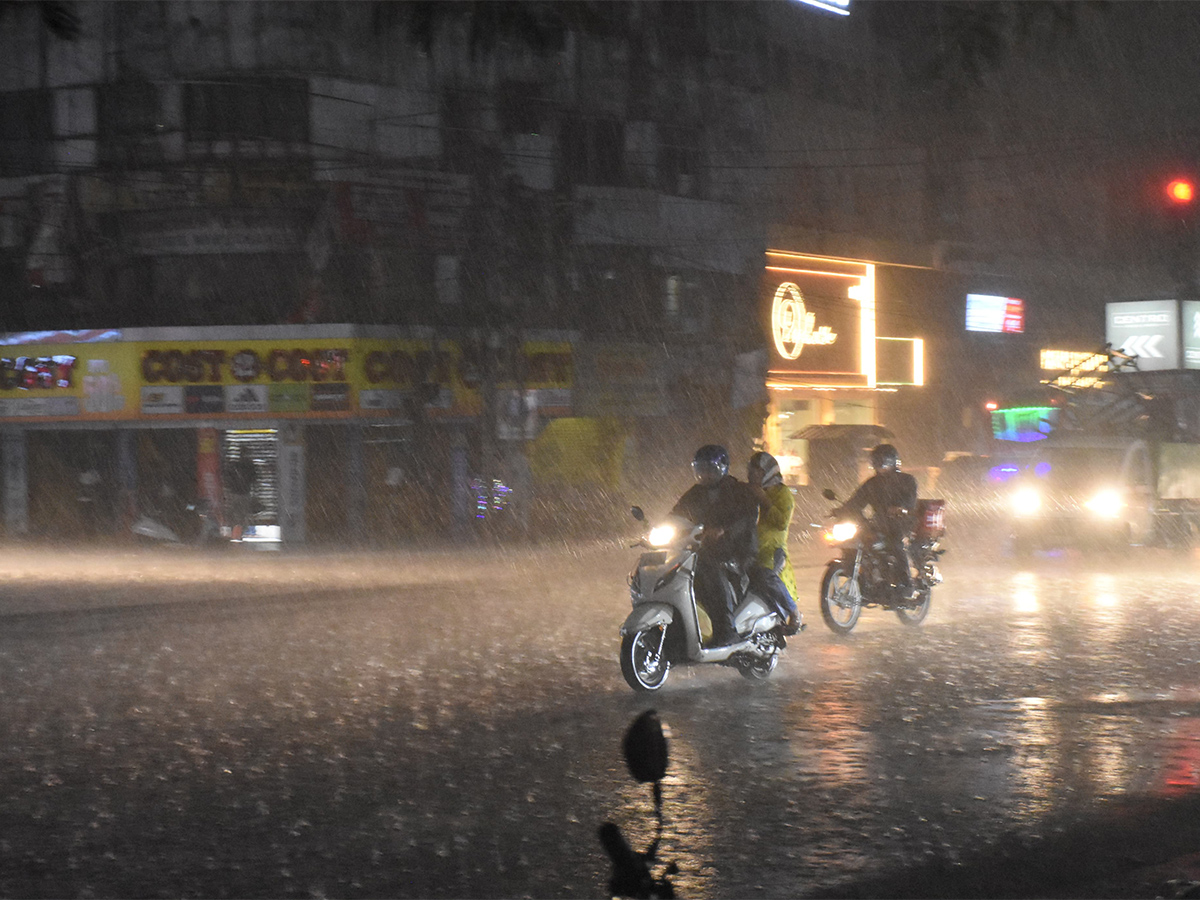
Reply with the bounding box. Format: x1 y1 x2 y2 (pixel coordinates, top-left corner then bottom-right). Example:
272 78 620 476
1010 486 1042 516
647 524 677 547
828 521 858 542
1084 488 1124 519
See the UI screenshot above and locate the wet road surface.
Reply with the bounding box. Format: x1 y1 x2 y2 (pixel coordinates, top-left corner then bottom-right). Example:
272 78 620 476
0 529 1199 898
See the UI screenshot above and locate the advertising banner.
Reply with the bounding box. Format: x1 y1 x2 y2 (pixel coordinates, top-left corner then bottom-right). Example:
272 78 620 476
1183 300 1200 370
196 427 222 514
761 252 873 385
0 339 138 422
509 340 572 416
0 327 575 425
1105 300 1180 371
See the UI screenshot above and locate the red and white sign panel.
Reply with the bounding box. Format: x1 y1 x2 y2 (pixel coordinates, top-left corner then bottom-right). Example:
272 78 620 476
966 294 1024 333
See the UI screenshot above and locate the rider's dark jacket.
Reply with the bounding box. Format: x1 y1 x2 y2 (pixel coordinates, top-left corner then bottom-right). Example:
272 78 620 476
670 474 759 567
670 474 760 640
842 469 918 529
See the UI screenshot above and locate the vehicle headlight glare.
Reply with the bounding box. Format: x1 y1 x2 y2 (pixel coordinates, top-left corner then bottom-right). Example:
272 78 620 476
829 521 858 542
1011 486 1041 516
1085 489 1123 518
648 524 677 547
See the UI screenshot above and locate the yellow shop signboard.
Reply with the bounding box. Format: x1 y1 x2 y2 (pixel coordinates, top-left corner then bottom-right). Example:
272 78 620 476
0 326 573 424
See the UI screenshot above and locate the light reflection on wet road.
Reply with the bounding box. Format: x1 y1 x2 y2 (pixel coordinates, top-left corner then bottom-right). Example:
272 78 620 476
0 534 1198 897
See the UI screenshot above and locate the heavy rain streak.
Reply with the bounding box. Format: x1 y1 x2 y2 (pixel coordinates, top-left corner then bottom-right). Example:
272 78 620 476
5 1 1200 898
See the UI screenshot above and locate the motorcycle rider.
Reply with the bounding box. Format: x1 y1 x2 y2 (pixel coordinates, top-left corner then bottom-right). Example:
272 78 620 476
670 444 760 645
746 451 801 635
841 443 918 596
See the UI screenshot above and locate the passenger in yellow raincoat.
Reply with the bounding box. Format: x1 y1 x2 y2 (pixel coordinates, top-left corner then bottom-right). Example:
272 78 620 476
747 451 800 634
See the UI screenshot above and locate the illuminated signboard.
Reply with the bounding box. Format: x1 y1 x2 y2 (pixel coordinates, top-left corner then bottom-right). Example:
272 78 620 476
991 406 1058 442
790 0 850 14
771 282 837 360
1105 299 1179 371
966 294 1024 333
1184 300 1200 370
0 328 573 423
763 251 874 387
1040 349 1107 388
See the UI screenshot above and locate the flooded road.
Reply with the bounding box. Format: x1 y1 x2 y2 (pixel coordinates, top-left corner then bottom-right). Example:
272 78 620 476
0 533 1198 897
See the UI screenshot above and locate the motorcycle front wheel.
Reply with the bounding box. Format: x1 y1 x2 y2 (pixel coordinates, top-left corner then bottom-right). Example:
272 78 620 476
895 589 931 626
820 563 862 635
620 626 671 692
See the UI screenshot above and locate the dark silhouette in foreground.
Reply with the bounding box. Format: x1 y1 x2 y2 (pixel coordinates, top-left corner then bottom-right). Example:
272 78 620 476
599 710 677 899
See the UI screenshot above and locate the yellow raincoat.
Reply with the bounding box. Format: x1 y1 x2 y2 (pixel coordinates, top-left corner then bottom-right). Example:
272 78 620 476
754 483 797 602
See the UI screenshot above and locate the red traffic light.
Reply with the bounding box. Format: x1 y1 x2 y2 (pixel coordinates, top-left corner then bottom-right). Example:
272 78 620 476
1167 178 1196 204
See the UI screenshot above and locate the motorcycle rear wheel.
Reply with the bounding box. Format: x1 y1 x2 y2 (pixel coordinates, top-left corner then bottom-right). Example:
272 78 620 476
820 563 862 635
895 589 931 626
620 627 671 692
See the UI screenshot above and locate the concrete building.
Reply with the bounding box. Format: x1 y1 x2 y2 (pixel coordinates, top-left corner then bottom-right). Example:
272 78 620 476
0 1 780 540
0 1 1191 538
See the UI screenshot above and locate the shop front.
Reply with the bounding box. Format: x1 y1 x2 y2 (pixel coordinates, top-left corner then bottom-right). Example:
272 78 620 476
0 324 575 544
760 250 925 498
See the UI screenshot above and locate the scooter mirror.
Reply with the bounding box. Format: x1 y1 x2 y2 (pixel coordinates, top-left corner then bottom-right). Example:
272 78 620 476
630 506 645 521
822 488 838 501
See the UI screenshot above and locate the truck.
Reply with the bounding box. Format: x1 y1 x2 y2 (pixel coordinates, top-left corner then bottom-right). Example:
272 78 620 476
995 346 1200 553
1006 434 1200 553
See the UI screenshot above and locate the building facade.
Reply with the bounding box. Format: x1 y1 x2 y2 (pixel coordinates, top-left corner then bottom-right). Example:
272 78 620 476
0 2 1192 539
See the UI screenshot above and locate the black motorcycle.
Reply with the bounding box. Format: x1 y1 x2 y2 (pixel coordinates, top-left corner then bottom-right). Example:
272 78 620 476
817 488 946 635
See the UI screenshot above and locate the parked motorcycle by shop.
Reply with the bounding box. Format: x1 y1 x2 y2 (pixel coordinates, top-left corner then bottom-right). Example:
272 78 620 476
130 497 225 546
818 488 946 635
618 507 793 692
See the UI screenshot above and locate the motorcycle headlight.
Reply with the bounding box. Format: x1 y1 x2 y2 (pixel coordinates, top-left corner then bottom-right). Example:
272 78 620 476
647 524 677 547
1084 489 1124 519
1011 486 1042 516
828 521 858 542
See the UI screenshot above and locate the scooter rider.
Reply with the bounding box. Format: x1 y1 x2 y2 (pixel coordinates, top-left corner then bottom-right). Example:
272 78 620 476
670 444 760 645
746 451 801 635
841 443 918 595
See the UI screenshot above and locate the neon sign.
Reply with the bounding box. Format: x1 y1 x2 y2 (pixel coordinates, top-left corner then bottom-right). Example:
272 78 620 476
771 282 837 360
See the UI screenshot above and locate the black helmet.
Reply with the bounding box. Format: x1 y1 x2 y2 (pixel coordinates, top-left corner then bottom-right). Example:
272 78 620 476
748 450 783 487
692 444 729 484
870 443 900 473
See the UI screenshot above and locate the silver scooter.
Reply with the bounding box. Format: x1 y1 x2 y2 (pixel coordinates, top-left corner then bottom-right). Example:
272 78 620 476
618 507 790 692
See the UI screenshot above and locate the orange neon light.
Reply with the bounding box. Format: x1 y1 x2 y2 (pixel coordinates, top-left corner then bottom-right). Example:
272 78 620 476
766 249 936 271
765 266 861 279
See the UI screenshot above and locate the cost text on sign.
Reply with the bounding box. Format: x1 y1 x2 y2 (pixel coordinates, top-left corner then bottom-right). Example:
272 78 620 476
141 348 349 384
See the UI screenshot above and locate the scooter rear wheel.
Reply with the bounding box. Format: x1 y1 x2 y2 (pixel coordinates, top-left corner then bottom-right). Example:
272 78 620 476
737 652 778 682
620 627 671 692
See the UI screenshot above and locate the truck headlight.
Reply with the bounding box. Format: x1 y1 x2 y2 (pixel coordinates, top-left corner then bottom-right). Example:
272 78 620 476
1011 486 1042 516
647 524 677 547
828 521 858 542
1084 489 1124 519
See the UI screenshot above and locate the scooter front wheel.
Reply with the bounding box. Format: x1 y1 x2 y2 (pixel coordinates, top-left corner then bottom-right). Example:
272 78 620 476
620 626 671 692
820 563 862 635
